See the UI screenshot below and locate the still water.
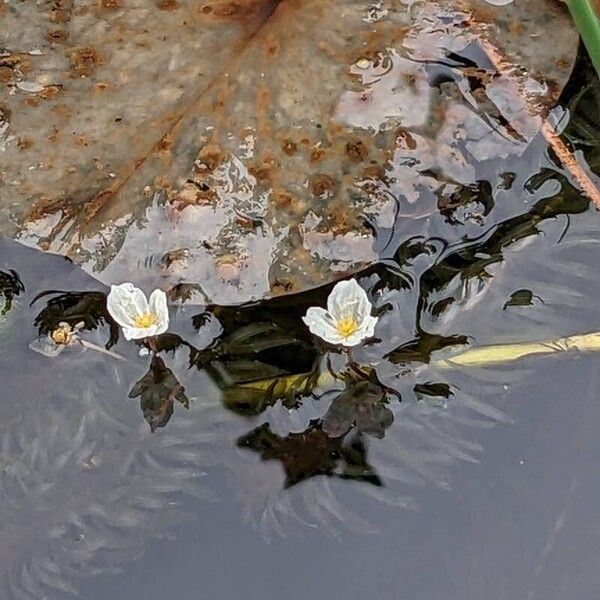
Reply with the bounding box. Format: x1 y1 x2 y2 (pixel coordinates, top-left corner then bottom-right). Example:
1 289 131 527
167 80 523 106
2 17 600 600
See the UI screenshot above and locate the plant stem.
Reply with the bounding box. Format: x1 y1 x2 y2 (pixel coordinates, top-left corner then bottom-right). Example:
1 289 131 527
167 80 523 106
433 331 600 369
566 0 600 77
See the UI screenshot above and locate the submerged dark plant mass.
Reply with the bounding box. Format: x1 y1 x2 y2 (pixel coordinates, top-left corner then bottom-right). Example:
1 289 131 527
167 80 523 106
1 19 600 600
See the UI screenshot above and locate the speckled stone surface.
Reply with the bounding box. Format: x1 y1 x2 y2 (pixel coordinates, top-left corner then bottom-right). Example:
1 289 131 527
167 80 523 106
0 0 578 303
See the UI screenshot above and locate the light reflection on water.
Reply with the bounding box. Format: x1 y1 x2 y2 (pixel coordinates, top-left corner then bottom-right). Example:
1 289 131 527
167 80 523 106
1 28 600 600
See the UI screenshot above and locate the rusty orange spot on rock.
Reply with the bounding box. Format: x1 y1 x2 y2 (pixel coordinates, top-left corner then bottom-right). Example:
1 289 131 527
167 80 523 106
309 174 336 198
204 0 281 24
310 146 326 162
17 137 34 150
69 47 103 78
100 0 122 9
346 139 368 163
263 33 280 57
39 85 62 100
156 0 179 10
195 144 223 173
46 29 69 43
281 138 297 155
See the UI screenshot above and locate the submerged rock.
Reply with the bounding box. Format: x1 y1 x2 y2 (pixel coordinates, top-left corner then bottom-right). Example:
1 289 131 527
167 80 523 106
0 0 578 303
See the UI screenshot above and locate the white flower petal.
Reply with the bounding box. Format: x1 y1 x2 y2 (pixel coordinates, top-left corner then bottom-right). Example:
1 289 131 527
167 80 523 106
340 333 363 347
302 306 332 331
148 288 169 332
327 279 370 321
302 307 344 344
107 283 149 322
121 325 153 341
154 320 169 337
145 324 161 337
107 285 137 328
327 280 355 318
304 279 378 347
360 314 378 339
128 286 150 315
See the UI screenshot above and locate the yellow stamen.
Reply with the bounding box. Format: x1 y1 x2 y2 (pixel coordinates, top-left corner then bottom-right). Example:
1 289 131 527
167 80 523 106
336 316 359 338
134 312 158 328
51 324 73 345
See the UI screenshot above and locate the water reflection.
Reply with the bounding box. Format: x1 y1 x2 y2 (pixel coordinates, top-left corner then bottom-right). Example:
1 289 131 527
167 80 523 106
238 422 382 489
0 269 24 316
0 169 597 595
0 44 600 600
129 356 190 432
32 290 119 349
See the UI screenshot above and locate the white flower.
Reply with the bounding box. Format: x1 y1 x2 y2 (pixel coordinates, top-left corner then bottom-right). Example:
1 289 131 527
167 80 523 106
302 279 378 347
107 283 169 341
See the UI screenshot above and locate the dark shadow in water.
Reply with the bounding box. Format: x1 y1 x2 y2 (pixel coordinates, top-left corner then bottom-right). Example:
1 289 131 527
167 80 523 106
129 355 190 432
0 269 24 315
238 422 381 489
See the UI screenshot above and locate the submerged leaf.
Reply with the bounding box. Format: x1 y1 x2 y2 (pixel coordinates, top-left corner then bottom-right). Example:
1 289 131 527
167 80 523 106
322 381 394 439
237 421 381 488
414 382 454 400
129 355 189 431
0 269 24 317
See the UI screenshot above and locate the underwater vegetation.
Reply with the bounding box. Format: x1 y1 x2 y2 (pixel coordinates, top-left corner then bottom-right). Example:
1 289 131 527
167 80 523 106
0 1 600 598
2 116 600 595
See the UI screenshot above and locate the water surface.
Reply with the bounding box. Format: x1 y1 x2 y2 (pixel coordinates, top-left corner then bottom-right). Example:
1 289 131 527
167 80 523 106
1 17 600 600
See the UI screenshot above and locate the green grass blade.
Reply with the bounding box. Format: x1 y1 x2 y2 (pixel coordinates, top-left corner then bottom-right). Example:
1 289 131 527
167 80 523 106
566 0 600 77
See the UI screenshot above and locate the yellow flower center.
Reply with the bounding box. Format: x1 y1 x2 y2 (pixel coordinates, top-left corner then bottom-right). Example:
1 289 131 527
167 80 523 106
51 324 73 345
134 312 158 329
336 316 359 338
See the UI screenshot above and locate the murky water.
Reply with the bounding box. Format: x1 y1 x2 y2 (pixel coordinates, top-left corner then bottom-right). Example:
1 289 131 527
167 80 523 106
2 7 600 600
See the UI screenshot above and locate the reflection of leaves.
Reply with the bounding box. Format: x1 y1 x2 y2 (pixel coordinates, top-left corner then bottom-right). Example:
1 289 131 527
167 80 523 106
417 190 589 329
438 180 494 225
387 332 468 364
197 290 329 343
0 269 24 316
221 322 300 354
31 290 119 348
192 309 320 414
322 382 393 439
503 289 544 309
219 368 320 415
414 382 453 401
129 355 189 432
237 421 381 488
563 52 600 151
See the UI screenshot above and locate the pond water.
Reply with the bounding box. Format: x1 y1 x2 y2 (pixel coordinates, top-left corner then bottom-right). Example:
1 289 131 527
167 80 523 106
2 12 600 600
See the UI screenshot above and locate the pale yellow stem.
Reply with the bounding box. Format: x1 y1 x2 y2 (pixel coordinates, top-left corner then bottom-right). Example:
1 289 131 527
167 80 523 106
434 331 600 369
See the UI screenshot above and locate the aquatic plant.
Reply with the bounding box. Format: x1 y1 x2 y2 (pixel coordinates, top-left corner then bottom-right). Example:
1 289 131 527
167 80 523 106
0 270 24 318
565 0 600 77
435 331 600 368
1 2 600 595
302 279 378 347
106 283 169 340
